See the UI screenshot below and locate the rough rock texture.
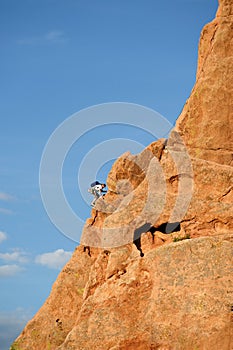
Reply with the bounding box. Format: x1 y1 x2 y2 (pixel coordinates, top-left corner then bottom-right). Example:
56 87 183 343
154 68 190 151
11 246 101 350
175 0 233 166
59 235 233 350
13 235 233 350
13 1 233 349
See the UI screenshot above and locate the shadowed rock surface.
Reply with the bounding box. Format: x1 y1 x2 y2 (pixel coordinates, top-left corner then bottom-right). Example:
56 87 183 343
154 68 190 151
12 0 233 349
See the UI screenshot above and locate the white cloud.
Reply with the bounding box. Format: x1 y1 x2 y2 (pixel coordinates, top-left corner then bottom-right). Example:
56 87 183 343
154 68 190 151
0 208 13 215
18 30 67 45
0 309 32 350
0 249 28 277
0 249 29 264
45 30 66 42
0 193 15 215
0 231 7 244
0 265 24 277
0 192 15 201
35 249 72 269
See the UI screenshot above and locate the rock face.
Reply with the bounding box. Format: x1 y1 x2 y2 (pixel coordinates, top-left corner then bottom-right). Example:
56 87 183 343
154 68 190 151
175 0 233 166
13 236 233 350
13 1 233 349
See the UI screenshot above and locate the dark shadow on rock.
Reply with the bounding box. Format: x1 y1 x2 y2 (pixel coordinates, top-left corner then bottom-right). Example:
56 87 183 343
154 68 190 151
133 223 152 257
83 246 91 257
149 222 181 234
133 222 181 256
134 223 152 241
133 237 144 257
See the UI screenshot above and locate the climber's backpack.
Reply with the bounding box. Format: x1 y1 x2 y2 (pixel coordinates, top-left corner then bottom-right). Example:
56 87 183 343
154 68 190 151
91 181 100 187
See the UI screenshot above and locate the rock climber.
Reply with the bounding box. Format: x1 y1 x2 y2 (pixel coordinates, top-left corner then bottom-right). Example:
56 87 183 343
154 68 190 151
88 181 107 207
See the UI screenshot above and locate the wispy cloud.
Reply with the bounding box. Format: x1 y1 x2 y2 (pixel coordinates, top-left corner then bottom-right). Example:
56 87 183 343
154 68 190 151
0 193 15 215
0 247 28 278
35 249 72 269
45 30 66 42
0 231 7 244
0 264 24 277
0 309 32 350
0 208 13 215
0 249 29 264
0 192 15 201
17 30 67 45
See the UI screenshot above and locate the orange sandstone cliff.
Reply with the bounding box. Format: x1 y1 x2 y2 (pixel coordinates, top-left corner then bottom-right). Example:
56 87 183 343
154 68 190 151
12 0 233 349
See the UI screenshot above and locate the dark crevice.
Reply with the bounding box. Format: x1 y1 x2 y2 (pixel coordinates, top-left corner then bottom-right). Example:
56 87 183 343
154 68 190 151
181 216 196 223
169 175 179 184
133 223 152 257
148 226 165 242
221 186 232 199
158 140 167 161
103 250 110 256
151 222 181 234
134 223 152 241
133 222 181 256
91 210 98 226
83 246 91 257
134 237 144 257
56 319 63 330
107 269 127 280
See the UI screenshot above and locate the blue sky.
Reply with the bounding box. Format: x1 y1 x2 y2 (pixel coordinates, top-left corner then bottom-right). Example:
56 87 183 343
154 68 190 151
0 0 218 349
